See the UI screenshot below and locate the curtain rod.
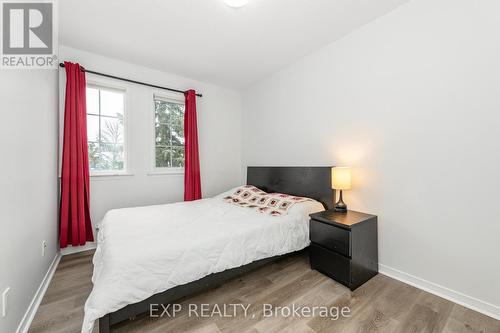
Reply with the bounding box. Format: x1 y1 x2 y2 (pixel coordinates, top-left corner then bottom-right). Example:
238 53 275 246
58 63 202 97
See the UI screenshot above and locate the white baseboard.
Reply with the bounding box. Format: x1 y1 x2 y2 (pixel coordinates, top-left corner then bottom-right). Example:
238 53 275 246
61 242 97 256
16 253 61 333
379 263 500 320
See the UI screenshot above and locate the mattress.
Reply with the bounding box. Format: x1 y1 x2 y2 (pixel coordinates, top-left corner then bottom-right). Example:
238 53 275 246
82 193 324 333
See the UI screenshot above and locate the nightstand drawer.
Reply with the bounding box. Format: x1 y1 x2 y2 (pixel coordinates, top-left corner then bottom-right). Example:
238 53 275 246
310 243 351 286
310 220 351 257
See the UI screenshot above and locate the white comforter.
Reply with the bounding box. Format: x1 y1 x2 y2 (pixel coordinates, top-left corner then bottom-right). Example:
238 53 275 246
82 195 324 333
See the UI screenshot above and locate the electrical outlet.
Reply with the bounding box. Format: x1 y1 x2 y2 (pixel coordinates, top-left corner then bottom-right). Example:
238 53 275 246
41 240 47 257
2 287 9 317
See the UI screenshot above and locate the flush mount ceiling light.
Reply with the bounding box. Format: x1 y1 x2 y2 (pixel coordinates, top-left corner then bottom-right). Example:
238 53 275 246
224 0 249 8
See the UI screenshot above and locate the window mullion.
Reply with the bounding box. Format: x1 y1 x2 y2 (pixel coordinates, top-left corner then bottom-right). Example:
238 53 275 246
98 89 102 145
169 118 173 147
170 145 173 167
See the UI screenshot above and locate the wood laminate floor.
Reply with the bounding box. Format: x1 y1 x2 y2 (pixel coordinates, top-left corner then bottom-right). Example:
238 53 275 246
29 250 500 333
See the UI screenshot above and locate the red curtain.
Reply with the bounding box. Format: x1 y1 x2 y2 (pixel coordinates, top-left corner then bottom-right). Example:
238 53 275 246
184 90 202 201
59 62 93 248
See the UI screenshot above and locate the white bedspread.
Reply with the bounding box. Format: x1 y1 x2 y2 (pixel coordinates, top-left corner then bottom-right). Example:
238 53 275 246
82 195 324 333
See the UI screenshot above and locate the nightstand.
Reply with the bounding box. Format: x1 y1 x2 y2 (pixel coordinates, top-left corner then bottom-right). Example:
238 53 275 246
309 210 378 290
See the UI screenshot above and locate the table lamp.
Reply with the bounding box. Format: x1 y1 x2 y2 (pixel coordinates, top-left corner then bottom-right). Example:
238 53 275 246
332 167 351 212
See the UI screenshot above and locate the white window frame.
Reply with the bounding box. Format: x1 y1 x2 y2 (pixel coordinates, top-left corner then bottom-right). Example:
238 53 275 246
149 91 185 175
86 80 129 177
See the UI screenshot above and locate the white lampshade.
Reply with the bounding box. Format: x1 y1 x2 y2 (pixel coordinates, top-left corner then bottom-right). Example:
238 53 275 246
332 167 351 190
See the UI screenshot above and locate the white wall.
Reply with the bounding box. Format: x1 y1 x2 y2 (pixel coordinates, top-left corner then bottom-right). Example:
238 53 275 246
59 46 243 236
0 71 59 333
243 0 500 317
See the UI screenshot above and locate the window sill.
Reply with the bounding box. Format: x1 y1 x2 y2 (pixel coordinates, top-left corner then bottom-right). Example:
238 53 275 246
147 169 184 176
90 173 134 180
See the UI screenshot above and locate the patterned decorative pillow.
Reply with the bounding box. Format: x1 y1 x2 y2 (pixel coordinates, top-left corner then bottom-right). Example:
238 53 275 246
223 185 310 216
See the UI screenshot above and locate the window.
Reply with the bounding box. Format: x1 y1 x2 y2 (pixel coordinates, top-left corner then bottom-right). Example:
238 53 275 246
86 84 126 173
154 96 185 169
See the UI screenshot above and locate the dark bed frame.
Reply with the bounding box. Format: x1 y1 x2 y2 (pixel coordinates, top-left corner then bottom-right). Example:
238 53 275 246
99 166 333 332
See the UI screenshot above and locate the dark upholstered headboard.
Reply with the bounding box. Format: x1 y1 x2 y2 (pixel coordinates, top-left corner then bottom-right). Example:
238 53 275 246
246 166 334 209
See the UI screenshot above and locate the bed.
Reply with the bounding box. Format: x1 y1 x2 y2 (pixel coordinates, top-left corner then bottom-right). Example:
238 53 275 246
86 166 334 333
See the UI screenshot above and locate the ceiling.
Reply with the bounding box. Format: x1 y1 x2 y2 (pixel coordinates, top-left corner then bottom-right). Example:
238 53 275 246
60 0 409 89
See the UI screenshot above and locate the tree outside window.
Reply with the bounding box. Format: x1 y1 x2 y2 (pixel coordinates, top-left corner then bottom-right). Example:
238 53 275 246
86 86 125 173
154 98 185 168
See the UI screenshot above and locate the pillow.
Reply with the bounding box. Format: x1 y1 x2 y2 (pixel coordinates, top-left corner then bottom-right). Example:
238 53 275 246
287 199 325 217
212 185 262 199
222 185 312 216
